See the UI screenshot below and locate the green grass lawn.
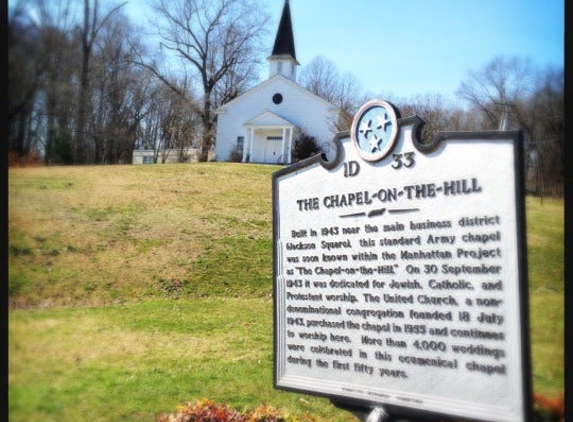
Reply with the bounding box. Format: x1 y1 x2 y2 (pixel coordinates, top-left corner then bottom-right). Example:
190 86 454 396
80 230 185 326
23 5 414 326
10 299 347 422
524 197 564 398
8 164 564 422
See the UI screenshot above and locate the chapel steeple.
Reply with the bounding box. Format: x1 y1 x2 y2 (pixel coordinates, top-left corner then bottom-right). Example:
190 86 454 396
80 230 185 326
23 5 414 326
268 0 300 81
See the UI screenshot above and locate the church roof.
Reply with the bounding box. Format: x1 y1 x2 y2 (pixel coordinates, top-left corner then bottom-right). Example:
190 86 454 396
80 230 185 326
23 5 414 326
215 74 341 114
271 0 296 60
243 111 295 127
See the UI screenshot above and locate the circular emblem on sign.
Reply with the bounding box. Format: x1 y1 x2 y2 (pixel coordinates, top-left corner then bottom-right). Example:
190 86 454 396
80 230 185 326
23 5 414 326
351 99 398 162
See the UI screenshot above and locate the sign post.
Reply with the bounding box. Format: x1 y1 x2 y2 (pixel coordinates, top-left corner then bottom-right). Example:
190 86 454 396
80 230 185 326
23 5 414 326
272 100 532 422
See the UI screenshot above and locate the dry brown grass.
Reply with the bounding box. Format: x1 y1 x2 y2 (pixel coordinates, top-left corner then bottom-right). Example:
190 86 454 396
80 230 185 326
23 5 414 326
8 163 276 307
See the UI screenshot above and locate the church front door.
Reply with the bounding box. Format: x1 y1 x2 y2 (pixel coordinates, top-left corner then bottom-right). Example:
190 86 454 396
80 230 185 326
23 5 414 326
264 135 284 163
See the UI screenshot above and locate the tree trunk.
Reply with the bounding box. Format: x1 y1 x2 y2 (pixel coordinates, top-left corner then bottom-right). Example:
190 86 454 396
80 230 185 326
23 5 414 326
75 47 90 164
200 93 213 162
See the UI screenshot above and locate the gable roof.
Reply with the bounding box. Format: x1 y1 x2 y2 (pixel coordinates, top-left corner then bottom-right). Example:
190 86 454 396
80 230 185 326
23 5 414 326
244 111 295 127
215 74 341 114
271 0 296 60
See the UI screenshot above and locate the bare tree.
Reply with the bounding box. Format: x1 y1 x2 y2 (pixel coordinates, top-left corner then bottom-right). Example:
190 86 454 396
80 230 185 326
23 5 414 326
456 55 535 129
514 66 564 196
136 80 201 163
151 0 270 161
300 55 340 103
73 0 127 164
335 73 369 131
8 4 46 158
89 12 154 164
457 56 563 197
157 81 201 163
396 94 474 142
9 0 187 166
299 55 367 132
9 0 84 163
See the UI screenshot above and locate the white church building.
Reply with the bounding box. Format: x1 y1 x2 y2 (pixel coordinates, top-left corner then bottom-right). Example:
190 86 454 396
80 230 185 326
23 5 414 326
214 0 341 164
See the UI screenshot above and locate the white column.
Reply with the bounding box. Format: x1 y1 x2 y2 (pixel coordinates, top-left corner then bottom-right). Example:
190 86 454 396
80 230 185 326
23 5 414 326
281 127 287 164
242 128 248 162
242 128 249 162
247 128 254 162
287 127 293 164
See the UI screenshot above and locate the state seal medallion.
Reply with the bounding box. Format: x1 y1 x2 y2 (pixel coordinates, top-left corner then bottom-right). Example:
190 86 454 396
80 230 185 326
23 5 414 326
351 99 399 162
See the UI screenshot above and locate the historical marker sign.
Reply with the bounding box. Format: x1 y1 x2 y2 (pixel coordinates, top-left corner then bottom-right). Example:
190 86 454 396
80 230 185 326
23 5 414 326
273 100 532 422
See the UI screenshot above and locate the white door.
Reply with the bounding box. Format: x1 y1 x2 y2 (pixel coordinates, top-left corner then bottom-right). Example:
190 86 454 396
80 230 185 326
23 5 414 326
264 136 283 163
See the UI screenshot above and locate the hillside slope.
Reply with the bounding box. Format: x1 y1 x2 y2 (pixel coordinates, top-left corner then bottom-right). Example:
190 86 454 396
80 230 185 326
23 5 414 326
9 163 277 307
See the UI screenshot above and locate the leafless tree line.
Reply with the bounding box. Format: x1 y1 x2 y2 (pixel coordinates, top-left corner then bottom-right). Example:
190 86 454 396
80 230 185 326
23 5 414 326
8 0 268 165
8 1 563 196
300 56 564 197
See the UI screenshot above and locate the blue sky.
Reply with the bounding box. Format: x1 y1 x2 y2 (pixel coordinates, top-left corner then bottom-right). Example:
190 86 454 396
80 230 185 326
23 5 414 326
16 0 562 101
268 0 564 100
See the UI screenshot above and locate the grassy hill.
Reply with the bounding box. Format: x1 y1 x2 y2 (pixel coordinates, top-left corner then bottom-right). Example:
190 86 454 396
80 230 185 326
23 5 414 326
8 163 564 422
9 163 275 306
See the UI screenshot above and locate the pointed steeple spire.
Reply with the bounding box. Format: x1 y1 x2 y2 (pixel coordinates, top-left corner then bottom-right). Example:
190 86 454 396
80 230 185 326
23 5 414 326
271 0 296 60
268 0 300 81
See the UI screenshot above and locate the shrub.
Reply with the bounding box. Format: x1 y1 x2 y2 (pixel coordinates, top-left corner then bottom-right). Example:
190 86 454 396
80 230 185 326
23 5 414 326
228 147 244 163
291 134 321 162
246 404 286 422
156 396 565 422
533 394 564 422
53 134 75 164
155 399 246 422
154 400 319 422
8 150 43 167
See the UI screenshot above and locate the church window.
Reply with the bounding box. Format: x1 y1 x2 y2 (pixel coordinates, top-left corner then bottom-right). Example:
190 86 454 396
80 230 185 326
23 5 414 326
237 136 244 153
273 93 283 104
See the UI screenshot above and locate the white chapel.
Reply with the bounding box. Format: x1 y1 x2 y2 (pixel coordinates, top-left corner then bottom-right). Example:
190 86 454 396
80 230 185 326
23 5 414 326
214 0 341 164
